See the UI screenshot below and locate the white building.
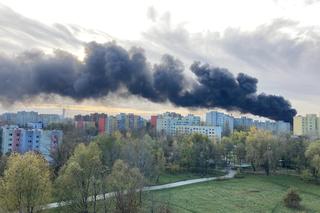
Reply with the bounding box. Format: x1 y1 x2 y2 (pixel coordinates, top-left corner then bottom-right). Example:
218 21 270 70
156 112 221 139
176 125 221 140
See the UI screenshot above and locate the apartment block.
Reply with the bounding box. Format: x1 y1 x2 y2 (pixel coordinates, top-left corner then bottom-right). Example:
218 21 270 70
0 125 63 161
206 111 234 134
156 112 221 139
293 114 320 137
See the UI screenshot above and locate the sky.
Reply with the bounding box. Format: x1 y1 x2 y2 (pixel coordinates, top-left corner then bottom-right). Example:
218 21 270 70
0 0 320 118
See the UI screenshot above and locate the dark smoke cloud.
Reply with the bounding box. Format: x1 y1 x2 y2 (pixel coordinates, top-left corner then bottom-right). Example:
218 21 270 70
0 42 296 122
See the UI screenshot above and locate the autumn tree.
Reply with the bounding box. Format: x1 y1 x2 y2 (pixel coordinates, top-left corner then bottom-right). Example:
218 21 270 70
0 152 52 213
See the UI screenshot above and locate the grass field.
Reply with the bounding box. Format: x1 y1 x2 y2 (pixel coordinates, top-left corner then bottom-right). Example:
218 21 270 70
45 174 320 213
145 174 320 213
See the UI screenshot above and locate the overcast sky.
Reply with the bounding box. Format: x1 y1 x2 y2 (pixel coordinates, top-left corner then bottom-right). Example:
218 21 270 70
0 0 319 118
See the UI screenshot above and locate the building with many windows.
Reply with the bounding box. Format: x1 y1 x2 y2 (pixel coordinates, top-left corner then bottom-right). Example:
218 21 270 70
206 111 234 135
105 113 146 135
175 125 221 140
293 114 320 138
156 112 221 139
0 125 63 161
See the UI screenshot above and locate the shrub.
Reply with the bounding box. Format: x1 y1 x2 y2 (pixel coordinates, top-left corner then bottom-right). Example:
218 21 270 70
300 169 314 182
283 187 302 209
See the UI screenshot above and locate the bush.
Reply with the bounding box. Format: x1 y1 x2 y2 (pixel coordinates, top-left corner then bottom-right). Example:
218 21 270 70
300 169 314 182
283 187 302 209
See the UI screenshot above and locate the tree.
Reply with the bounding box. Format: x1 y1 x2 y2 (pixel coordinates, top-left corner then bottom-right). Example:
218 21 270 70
120 135 165 183
55 143 103 213
107 160 144 213
245 128 280 175
189 134 213 175
305 141 320 180
0 152 52 213
279 136 307 172
95 135 122 169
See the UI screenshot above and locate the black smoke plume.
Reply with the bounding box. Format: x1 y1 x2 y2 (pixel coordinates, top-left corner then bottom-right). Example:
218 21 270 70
0 42 296 122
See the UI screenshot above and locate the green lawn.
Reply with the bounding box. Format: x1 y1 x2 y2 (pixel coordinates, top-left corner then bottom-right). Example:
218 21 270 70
45 174 320 213
144 174 320 213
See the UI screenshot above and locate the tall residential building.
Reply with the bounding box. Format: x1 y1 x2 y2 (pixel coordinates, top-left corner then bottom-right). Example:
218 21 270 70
206 111 234 134
294 114 320 137
0 125 63 161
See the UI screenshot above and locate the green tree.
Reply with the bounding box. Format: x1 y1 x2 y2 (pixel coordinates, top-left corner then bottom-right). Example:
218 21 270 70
305 141 320 180
0 152 52 213
245 128 280 175
189 134 213 175
95 135 122 169
55 143 103 213
280 136 307 172
107 160 144 213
